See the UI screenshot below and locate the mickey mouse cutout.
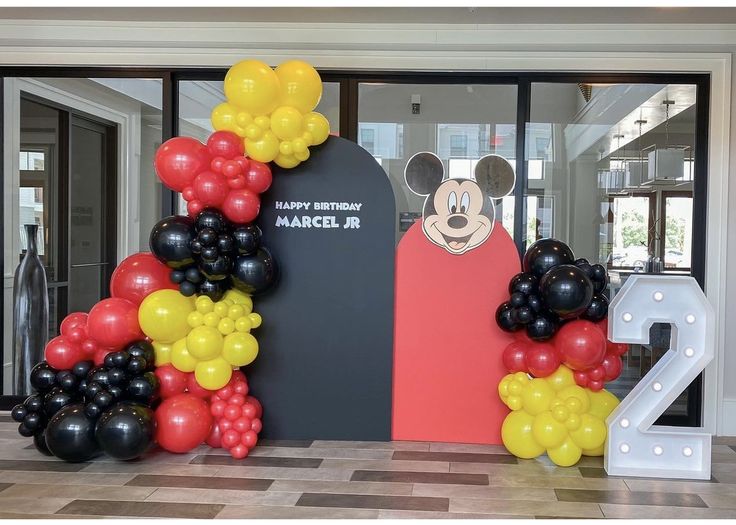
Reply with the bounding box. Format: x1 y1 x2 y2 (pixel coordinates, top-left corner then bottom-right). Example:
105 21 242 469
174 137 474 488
405 152 515 255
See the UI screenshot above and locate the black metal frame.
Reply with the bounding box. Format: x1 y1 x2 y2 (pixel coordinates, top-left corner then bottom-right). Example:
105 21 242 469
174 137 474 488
0 67 711 426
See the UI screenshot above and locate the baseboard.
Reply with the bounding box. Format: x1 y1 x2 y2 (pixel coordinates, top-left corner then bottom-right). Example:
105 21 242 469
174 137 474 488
721 398 736 436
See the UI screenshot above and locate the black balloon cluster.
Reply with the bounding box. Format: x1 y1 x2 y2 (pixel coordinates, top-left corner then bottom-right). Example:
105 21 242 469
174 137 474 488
150 209 277 301
496 238 609 341
11 340 159 462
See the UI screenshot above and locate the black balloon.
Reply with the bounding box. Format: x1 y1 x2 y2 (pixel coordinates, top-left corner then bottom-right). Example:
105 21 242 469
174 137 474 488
538 264 594 320
45 404 101 462
508 272 538 296
200 255 233 281
198 278 229 301
179 281 196 296
126 341 155 366
185 266 203 284
583 293 609 322
591 264 608 293
195 208 227 233
527 295 542 313
23 411 44 432
18 422 34 437
33 432 53 456
509 291 526 307
11 404 28 422
127 374 158 403
56 371 78 392
523 238 575 278
95 403 155 461
72 361 93 379
526 315 558 341
30 362 58 393
170 270 186 284
232 248 278 296
150 215 195 269
44 387 75 417
24 394 43 413
232 224 261 255
513 306 534 325
495 302 519 332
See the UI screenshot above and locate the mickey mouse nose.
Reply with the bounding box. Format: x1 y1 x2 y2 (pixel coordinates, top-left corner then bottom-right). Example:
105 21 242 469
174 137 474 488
447 215 468 229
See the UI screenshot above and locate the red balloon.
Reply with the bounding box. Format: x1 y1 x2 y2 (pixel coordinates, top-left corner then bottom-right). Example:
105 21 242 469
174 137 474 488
206 424 222 448
245 396 262 419
525 342 561 378
66 326 87 344
573 370 589 387
251 418 262 433
224 404 242 421
241 429 258 448
45 336 84 370
244 161 272 194
229 394 246 406
230 444 249 459
502 341 528 373
242 403 257 420
87 297 143 348
193 171 229 207
60 312 88 336
186 373 215 398
221 429 241 449
233 416 252 433
588 380 604 392
601 353 623 381
155 137 210 192
155 364 188 399
210 400 227 418
217 385 234 400
221 189 260 224
155 394 213 453
187 199 205 217
588 366 605 381
231 370 247 384
207 130 244 158
607 341 629 357
81 339 98 355
110 253 177 306
555 320 607 371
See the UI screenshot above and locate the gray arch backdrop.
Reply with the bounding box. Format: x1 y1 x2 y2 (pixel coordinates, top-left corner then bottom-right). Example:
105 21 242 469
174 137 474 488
248 136 396 441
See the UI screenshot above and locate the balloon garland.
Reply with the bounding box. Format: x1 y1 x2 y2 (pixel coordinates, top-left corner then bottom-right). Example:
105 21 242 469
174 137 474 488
496 238 629 467
12 58 328 461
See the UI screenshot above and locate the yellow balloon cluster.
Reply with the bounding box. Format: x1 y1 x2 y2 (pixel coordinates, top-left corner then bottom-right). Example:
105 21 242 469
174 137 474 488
498 366 619 467
211 59 331 169
150 289 262 391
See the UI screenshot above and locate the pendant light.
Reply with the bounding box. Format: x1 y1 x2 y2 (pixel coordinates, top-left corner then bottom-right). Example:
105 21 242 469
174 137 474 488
625 119 647 189
643 99 686 185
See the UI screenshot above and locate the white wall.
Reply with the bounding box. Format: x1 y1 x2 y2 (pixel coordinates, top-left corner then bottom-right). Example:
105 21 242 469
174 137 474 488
0 15 734 434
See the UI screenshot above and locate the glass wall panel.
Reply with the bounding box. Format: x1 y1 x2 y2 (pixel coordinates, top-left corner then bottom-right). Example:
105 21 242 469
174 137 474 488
357 83 518 243
526 82 699 418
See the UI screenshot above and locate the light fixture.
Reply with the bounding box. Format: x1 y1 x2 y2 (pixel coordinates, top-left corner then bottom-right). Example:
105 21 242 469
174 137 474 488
578 83 592 102
602 134 626 195
625 119 647 189
642 100 688 186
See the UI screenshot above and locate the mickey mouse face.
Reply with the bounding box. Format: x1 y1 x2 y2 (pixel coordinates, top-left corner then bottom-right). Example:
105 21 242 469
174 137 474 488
405 152 515 255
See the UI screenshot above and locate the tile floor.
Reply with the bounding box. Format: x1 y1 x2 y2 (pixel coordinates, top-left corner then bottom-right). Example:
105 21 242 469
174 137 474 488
0 414 734 519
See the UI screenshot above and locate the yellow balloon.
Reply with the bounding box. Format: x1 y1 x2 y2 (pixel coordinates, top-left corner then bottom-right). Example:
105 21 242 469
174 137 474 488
170 337 197 373
557 385 591 414
186 326 223 360
222 332 259 367
195 295 214 314
211 102 245 136
270 106 304 140
532 411 568 449
153 341 172 366
582 444 605 456
138 290 195 343
223 289 253 310
274 153 300 169
303 112 330 145
218 317 235 335
546 365 575 391
228 305 245 320
547 436 583 467
245 130 280 163
235 316 253 333
502 411 545 459
588 389 620 420
224 60 280 116
521 378 555 415
194 357 232 390
293 148 310 162
569 414 607 451
249 312 262 329
275 60 323 113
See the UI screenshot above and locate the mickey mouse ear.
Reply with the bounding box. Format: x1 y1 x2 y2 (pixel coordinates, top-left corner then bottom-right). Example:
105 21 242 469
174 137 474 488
404 152 444 196
475 154 515 199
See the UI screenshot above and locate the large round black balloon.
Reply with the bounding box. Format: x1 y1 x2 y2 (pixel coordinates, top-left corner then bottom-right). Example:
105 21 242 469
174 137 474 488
495 302 519 332
95 403 154 461
508 272 538 296
150 215 195 269
232 248 278 296
195 208 227 233
30 362 58 393
526 315 558 341
538 264 594 319
232 225 261 255
583 293 609 322
44 387 75 418
523 238 575 278
45 404 101 462
33 432 53 456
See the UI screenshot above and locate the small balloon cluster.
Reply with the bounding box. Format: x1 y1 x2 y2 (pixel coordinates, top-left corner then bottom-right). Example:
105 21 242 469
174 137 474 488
150 208 276 301
207 372 263 459
12 340 158 462
495 238 630 467
498 366 619 467
211 59 331 168
496 238 609 341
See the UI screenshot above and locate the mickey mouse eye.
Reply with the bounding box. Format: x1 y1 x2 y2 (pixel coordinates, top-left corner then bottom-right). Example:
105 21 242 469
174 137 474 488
448 192 458 214
460 192 470 214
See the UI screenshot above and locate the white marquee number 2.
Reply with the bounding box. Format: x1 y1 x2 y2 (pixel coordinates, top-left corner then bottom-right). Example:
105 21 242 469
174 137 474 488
605 275 715 480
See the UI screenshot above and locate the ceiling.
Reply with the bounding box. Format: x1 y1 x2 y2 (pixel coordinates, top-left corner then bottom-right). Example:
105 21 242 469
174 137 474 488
2 7 736 24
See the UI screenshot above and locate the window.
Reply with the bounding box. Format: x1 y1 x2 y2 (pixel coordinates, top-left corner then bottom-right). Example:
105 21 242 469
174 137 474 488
661 192 693 269
360 128 376 154
449 134 468 157
607 195 655 269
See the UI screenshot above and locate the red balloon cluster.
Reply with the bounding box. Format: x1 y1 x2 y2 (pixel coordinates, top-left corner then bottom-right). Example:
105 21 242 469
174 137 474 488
206 371 262 459
155 364 215 399
502 336 561 378
567 320 629 391
155 393 213 453
45 313 97 370
155 131 272 224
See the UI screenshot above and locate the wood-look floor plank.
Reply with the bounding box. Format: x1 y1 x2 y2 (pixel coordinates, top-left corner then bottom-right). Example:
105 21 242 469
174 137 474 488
258 439 313 448
57 499 224 518
0 459 89 472
144 487 301 506
428 442 510 455
0 496 76 514
80 461 223 476
600 503 736 519
216 504 379 518
555 488 707 508
378 509 532 519
312 440 430 451
296 492 449 512
624 478 736 496
490 474 628 490
0 483 155 501
214 465 355 481
699 493 736 509
451 461 583 477
392 450 517 464
320 458 450 473
449 497 604 518
270 479 414 496
251 446 393 460
413 483 556 501
351 469 488 486
126 474 273 491
191 454 322 468
0 470 136 486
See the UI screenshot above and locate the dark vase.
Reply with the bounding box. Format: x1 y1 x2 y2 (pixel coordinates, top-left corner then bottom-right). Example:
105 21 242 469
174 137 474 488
13 224 49 396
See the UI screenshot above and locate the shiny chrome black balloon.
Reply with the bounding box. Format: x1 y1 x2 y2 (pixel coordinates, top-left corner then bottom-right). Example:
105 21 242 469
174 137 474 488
538 264 594 320
149 215 195 269
523 238 575 278
45 404 101 462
